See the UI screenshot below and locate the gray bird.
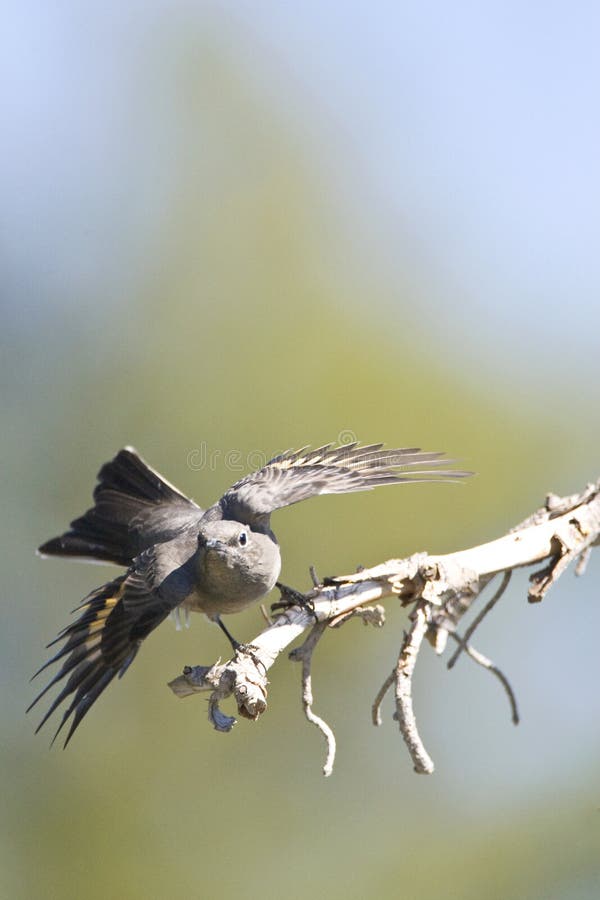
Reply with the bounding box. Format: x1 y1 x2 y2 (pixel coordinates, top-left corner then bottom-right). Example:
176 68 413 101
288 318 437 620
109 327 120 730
29 442 470 745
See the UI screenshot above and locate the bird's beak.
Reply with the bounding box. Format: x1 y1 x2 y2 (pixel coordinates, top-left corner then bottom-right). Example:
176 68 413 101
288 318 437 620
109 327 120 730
204 539 223 551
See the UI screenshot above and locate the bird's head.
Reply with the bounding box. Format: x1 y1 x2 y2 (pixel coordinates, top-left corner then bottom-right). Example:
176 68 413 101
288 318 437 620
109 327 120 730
196 520 281 603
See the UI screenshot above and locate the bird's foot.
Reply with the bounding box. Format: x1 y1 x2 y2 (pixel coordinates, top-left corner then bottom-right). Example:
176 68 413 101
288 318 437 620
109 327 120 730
231 641 258 653
272 582 318 622
215 617 263 666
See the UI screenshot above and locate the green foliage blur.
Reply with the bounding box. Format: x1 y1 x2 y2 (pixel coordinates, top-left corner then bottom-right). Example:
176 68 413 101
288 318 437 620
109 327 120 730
3 25 599 900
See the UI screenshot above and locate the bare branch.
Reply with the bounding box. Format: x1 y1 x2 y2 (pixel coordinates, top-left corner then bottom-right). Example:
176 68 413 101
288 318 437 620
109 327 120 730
168 478 600 776
446 571 512 669
289 623 336 777
575 546 592 576
447 632 520 725
329 603 386 629
393 604 435 774
372 671 395 727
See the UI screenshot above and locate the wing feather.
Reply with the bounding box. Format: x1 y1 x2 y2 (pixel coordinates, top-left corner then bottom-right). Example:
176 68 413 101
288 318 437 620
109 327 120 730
219 442 472 523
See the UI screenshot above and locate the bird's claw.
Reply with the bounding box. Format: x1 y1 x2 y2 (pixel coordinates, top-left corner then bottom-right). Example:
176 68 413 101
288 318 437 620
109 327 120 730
272 582 317 622
231 642 265 674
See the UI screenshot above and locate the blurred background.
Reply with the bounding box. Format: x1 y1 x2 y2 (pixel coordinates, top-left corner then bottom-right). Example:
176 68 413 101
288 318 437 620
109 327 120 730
3 2 600 898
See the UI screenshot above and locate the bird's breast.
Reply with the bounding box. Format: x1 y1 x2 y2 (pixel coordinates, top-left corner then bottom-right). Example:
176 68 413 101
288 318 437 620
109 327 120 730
184 538 281 617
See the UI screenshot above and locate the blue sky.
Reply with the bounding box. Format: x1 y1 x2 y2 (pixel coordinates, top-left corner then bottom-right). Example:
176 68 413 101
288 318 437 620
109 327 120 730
4 1 600 385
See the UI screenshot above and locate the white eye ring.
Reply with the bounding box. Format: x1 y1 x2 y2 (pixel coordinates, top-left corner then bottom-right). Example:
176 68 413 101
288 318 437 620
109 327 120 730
238 531 248 546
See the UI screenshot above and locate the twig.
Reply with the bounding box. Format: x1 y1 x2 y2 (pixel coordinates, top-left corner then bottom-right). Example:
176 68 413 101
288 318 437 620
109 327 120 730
329 603 386 629
447 632 519 725
393 603 435 774
446 571 512 669
289 622 336 776
259 604 273 626
372 671 395 727
575 546 592 577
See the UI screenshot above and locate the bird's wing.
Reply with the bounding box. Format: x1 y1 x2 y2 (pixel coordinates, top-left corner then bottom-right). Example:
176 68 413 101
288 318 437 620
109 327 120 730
28 550 176 747
38 447 203 566
219 442 471 523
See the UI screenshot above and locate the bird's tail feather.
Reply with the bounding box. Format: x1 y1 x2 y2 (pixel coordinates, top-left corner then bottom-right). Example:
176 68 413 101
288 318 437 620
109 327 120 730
38 447 192 566
27 576 135 747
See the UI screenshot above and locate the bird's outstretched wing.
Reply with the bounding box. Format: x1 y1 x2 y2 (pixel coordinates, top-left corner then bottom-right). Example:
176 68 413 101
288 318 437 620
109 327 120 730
219 442 471 524
28 554 174 747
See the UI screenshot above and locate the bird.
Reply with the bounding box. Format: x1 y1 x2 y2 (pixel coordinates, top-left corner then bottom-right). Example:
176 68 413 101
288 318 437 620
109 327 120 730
29 442 471 746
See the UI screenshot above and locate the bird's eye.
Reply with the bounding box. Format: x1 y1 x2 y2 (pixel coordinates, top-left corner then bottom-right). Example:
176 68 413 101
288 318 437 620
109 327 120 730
238 531 248 546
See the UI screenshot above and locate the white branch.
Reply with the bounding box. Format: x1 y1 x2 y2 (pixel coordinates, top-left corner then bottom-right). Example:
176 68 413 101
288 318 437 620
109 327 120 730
168 479 600 775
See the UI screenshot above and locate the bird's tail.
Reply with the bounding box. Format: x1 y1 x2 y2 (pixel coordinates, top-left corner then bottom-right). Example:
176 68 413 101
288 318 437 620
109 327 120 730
38 447 194 567
27 576 139 747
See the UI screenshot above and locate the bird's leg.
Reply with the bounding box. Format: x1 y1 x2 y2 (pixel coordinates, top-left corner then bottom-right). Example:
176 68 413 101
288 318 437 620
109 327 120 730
214 616 268 685
271 582 317 621
215 616 262 666
215 616 242 651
